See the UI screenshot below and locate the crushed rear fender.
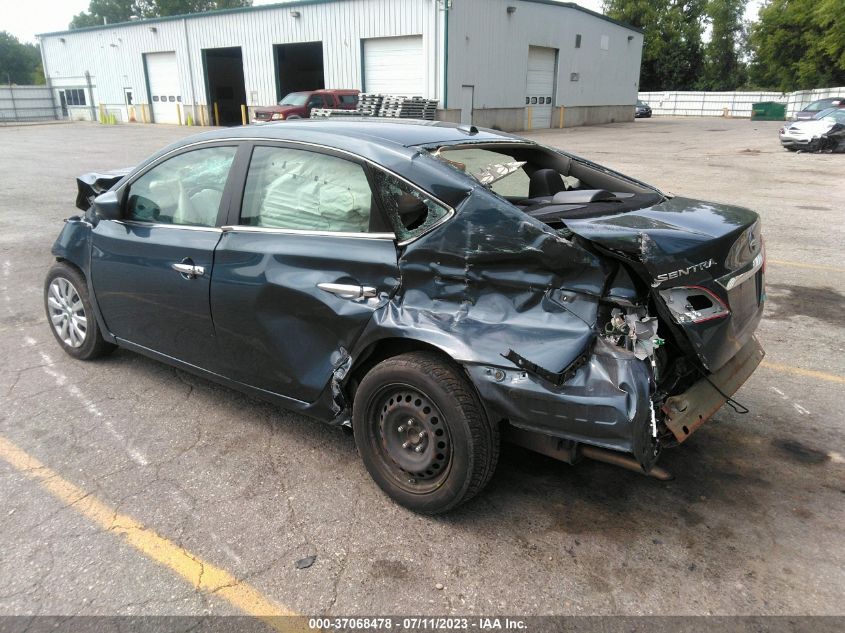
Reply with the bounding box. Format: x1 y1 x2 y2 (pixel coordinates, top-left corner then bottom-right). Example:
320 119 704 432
351 186 658 466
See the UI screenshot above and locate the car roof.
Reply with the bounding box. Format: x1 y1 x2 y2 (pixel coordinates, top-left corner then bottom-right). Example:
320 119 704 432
183 119 523 150
285 88 358 95
807 97 845 106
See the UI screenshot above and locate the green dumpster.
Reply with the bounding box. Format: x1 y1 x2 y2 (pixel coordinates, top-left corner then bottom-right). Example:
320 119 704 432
751 101 786 121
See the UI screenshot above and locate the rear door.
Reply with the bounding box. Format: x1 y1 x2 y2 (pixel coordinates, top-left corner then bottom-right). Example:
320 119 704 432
210 143 400 403
90 143 241 370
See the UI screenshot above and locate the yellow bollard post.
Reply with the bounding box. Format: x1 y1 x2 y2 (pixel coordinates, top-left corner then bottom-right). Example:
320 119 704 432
558 106 565 129
526 106 533 130
241 104 247 126
213 102 220 126
141 104 148 124
176 103 182 126
99 103 105 123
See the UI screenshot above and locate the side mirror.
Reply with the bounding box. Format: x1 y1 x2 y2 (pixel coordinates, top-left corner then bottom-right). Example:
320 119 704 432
93 190 123 220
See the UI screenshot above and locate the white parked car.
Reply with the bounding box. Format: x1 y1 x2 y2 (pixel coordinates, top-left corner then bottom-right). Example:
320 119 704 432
779 107 845 152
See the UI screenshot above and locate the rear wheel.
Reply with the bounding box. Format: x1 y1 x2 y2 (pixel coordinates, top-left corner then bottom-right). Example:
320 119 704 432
353 352 499 514
44 262 115 360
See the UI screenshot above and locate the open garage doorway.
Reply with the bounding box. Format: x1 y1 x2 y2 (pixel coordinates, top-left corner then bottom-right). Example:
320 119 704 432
274 42 325 102
203 47 247 126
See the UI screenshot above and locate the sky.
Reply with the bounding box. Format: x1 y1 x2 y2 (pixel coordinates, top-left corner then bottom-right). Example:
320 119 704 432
1 0 764 43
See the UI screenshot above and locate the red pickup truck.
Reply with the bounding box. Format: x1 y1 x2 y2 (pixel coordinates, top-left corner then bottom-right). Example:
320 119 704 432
252 89 359 122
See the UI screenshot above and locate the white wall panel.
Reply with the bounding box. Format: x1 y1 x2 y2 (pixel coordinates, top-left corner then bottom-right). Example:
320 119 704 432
37 0 641 125
446 0 642 110
640 87 845 118
39 0 441 122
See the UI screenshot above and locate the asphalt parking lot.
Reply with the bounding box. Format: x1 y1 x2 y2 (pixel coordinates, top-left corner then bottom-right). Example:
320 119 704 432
0 117 843 621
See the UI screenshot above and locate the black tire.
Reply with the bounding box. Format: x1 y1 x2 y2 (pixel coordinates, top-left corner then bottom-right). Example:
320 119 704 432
44 262 115 360
353 351 499 514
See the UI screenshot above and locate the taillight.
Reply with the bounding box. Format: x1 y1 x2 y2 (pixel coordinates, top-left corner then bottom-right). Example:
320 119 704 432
659 286 729 324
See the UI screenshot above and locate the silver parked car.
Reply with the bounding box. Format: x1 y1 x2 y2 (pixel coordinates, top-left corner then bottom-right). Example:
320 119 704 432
793 97 845 121
779 108 845 152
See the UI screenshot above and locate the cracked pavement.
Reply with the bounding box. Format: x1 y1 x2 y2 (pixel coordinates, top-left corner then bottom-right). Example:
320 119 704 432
0 119 842 617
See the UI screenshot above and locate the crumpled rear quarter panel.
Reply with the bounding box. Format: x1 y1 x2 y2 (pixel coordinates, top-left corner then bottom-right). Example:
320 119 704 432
353 184 654 454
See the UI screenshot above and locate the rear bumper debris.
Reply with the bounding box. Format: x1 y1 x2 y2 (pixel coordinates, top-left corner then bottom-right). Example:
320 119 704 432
661 335 764 442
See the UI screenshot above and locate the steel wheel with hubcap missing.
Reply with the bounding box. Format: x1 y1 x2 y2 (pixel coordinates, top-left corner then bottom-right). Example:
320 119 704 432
44 262 115 360
371 385 453 494
353 351 499 514
47 277 88 348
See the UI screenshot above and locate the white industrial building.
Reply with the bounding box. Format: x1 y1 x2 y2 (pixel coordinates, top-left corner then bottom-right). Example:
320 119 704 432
37 0 643 131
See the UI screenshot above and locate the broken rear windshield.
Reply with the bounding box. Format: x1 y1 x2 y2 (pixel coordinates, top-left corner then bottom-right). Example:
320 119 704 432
431 147 531 198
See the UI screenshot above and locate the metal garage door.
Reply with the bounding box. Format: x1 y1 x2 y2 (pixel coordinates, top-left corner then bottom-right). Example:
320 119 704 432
363 36 424 96
145 52 181 124
525 46 557 129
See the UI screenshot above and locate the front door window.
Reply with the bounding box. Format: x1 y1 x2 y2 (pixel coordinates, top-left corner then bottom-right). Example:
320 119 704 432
126 146 237 227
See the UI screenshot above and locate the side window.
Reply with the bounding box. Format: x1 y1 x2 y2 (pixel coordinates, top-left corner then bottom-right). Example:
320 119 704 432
240 146 377 233
371 170 450 241
126 146 236 227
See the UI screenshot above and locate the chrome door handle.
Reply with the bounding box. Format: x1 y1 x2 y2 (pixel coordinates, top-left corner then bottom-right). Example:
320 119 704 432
171 262 205 279
317 282 377 300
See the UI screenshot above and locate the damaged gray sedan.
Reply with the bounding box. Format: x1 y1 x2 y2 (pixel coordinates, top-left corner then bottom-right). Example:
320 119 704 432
47 120 765 513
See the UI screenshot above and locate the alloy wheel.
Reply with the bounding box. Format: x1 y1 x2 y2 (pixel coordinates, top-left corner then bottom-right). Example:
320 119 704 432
47 277 88 348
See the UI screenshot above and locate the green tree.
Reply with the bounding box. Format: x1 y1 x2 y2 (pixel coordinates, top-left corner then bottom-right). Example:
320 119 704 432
700 0 747 90
70 0 251 28
604 0 706 91
154 0 251 14
0 31 44 84
748 0 845 90
70 0 143 29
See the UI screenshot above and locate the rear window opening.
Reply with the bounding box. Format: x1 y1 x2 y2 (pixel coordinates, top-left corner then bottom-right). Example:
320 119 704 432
428 143 664 226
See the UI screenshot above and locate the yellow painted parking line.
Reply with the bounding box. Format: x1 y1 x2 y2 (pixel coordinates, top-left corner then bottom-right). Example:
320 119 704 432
0 435 302 630
760 361 845 385
767 259 845 273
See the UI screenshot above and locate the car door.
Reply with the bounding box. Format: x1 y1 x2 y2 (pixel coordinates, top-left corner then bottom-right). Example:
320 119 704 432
210 143 400 404
305 94 326 117
90 143 242 370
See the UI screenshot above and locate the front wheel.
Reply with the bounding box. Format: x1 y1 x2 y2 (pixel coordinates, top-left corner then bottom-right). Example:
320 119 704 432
44 262 115 360
353 352 499 514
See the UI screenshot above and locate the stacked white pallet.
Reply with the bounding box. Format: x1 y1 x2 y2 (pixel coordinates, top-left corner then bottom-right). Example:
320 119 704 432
310 108 362 118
